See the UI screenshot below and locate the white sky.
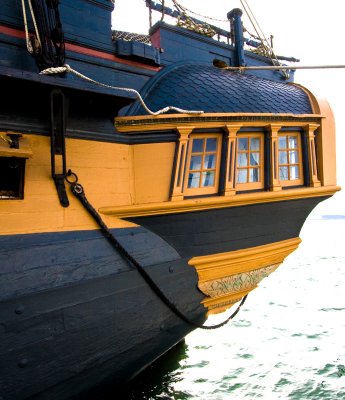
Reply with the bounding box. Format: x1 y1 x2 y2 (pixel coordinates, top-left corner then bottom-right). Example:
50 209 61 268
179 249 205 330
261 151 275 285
112 0 345 213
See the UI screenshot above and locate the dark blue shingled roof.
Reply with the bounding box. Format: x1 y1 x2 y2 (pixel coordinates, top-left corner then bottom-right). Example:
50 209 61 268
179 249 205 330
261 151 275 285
124 63 313 116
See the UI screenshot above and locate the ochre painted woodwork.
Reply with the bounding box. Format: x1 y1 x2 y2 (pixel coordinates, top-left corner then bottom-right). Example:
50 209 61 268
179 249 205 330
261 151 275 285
309 97 337 186
305 124 321 187
268 124 282 191
188 237 301 314
0 134 137 235
99 185 340 218
0 134 33 158
277 131 304 187
115 113 323 133
170 127 194 201
132 142 175 204
224 124 242 196
182 133 222 196
235 132 265 191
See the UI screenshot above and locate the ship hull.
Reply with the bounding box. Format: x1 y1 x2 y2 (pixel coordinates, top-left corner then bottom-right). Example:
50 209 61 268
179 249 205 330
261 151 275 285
0 227 205 399
0 1 339 397
0 196 329 399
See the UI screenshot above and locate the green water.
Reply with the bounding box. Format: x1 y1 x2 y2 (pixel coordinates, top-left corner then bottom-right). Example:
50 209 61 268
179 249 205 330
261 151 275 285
114 216 345 399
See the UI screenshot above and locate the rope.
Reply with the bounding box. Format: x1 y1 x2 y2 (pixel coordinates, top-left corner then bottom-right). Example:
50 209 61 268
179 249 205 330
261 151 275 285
172 0 216 37
27 0 42 49
21 0 41 54
239 0 289 79
64 171 247 330
0 135 12 145
172 1 228 23
40 64 204 116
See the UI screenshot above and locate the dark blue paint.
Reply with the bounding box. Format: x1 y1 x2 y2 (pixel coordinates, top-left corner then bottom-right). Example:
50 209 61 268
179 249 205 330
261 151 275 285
124 63 312 116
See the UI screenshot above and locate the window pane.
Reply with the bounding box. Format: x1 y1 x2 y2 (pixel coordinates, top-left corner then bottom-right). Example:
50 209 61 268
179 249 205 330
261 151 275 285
279 151 288 164
237 153 248 167
250 138 260 151
202 171 215 187
279 136 287 149
236 169 247 183
192 139 204 153
289 150 299 164
250 152 260 166
206 138 217 152
290 166 299 180
249 168 260 182
279 166 289 180
188 172 200 188
190 155 202 170
204 154 215 169
288 136 298 149
238 138 248 151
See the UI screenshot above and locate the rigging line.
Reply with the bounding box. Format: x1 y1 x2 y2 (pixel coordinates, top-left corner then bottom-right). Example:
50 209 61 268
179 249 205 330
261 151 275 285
21 0 33 53
40 64 204 116
240 0 288 78
27 0 42 48
172 0 228 23
239 0 264 45
241 0 267 46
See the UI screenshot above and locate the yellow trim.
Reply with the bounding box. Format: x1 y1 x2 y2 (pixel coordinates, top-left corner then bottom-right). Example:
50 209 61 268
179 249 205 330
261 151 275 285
171 126 193 201
183 133 222 196
305 124 321 187
224 124 242 195
0 135 33 158
278 132 304 187
99 185 340 218
189 238 300 280
189 238 301 315
235 132 264 190
268 124 282 191
115 113 322 133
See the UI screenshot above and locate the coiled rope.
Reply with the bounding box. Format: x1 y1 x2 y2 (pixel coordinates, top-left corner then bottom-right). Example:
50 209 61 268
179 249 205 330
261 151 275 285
40 64 204 116
65 170 247 330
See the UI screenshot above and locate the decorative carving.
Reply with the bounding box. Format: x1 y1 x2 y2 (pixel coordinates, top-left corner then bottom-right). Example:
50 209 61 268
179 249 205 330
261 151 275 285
199 263 279 298
189 237 301 314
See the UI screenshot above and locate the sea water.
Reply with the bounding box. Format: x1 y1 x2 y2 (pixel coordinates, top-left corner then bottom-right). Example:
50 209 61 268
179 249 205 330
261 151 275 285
116 213 345 399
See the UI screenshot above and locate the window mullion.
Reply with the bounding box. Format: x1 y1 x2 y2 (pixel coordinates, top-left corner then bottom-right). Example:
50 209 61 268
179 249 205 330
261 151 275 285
268 124 282 192
305 124 321 188
224 125 242 196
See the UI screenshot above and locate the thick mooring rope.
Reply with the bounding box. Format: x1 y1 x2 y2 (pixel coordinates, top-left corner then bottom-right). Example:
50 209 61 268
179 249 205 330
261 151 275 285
65 171 247 330
40 64 204 116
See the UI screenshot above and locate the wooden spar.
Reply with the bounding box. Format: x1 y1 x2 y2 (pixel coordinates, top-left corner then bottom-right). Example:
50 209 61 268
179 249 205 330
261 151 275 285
224 64 345 71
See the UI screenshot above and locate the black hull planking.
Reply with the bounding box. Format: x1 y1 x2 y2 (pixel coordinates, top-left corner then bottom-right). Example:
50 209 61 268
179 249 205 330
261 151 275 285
0 196 327 399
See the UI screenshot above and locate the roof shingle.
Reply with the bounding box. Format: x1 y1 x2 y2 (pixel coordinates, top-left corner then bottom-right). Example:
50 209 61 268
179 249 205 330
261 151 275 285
125 63 313 116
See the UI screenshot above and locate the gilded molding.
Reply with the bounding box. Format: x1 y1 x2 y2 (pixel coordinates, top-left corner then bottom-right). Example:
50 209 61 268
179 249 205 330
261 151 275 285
115 113 322 132
189 238 301 315
99 185 340 218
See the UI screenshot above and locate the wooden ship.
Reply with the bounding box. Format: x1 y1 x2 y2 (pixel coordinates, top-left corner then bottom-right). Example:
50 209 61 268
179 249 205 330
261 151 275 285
0 0 339 398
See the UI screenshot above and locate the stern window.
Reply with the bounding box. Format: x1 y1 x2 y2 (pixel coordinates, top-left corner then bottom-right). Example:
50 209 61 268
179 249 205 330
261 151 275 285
236 134 264 190
278 134 303 186
184 134 222 196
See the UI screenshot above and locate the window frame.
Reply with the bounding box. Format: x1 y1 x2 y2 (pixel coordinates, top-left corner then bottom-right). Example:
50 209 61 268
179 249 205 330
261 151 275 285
235 133 265 191
278 132 304 187
183 133 222 196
